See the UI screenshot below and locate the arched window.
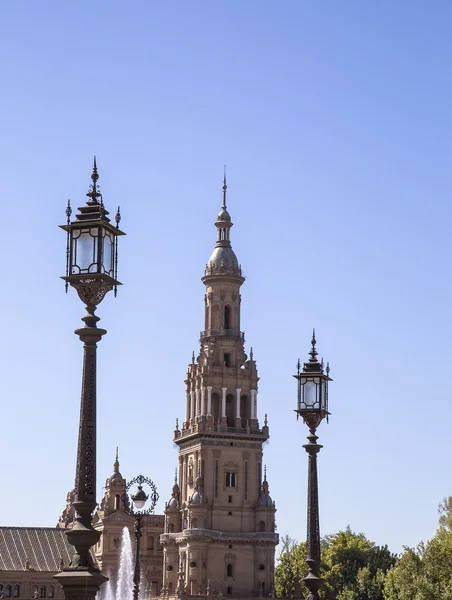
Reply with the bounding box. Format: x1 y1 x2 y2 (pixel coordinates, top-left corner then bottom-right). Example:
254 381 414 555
13 585 19 598
114 494 120 510
48 586 55 598
5 585 11 597
259 520 266 532
224 305 231 330
227 563 233 577
148 535 154 550
40 585 46 598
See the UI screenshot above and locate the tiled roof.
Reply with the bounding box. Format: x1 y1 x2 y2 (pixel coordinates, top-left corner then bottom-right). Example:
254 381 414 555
0 527 72 572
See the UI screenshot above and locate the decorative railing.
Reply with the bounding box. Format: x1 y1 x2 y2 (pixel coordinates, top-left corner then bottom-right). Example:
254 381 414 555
200 328 245 340
174 420 265 440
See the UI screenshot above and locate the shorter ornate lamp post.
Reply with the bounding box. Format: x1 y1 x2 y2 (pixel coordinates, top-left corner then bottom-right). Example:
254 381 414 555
294 330 331 600
54 158 125 600
126 476 159 600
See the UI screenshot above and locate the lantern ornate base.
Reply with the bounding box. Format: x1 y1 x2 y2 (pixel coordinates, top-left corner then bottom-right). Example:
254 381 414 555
54 568 108 600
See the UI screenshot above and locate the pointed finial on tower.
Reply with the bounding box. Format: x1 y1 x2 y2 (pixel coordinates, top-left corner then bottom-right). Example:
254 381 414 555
86 156 101 205
222 166 227 210
192 351 195 364
250 346 254 360
113 447 119 473
326 361 330 376
297 358 301 375
309 328 318 362
264 413 268 426
174 468 178 485
175 417 179 431
263 464 267 482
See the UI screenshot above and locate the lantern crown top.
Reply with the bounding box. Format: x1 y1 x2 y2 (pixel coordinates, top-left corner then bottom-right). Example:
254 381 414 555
297 329 326 376
86 156 101 205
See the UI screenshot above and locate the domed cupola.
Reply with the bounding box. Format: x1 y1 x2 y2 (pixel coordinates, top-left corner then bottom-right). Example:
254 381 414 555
258 466 274 507
167 469 180 509
109 447 123 482
204 172 243 279
190 474 207 504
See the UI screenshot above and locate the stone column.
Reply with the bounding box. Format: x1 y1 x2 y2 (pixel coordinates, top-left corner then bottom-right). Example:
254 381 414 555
201 387 206 416
196 387 201 417
186 391 190 425
235 388 242 426
207 386 212 416
221 387 227 418
190 390 195 423
250 390 256 420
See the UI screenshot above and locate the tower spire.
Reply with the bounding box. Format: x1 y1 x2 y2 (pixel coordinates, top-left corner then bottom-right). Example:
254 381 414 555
222 166 227 210
114 447 119 473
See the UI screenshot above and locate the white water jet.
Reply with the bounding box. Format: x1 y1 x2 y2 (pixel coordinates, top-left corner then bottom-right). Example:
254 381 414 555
116 527 134 600
99 579 115 600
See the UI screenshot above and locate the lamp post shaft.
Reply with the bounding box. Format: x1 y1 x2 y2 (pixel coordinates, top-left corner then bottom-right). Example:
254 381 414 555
133 515 143 600
303 428 323 600
54 304 108 599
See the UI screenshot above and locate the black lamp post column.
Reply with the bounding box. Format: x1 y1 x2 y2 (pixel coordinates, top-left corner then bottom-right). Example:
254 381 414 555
55 159 125 600
303 424 322 600
294 331 331 600
133 515 143 600
127 476 159 600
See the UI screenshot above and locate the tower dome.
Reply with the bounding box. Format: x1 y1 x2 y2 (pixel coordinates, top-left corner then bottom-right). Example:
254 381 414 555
204 172 242 278
258 467 273 507
190 474 207 504
109 447 122 482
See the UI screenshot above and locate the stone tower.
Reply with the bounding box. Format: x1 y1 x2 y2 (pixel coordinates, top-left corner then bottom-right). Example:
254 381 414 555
161 176 278 599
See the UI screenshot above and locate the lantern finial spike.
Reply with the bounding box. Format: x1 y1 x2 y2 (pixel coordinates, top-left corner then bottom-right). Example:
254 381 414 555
86 156 101 205
309 328 318 362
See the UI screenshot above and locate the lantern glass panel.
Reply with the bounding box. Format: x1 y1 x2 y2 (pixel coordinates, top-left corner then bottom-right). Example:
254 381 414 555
133 498 146 509
303 380 317 408
71 228 99 275
102 229 114 277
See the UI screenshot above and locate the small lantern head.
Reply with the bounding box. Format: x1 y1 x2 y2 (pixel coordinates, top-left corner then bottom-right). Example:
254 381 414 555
61 158 125 305
293 329 332 431
131 485 148 510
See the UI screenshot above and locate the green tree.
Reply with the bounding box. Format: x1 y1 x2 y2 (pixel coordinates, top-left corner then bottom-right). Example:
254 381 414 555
275 529 395 600
383 497 452 600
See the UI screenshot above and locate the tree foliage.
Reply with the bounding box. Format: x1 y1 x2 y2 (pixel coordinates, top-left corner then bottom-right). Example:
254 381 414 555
275 528 396 600
275 500 452 600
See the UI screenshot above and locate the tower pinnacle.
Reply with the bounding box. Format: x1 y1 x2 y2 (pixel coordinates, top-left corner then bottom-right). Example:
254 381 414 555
222 167 227 210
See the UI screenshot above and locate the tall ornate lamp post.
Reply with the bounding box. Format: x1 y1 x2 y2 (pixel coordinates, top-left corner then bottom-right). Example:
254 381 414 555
54 158 125 600
126 476 159 600
294 330 331 600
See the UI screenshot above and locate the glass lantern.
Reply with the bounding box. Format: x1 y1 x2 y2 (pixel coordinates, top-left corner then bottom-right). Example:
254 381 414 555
131 485 148 510
61 161 125 300
294 332 331 428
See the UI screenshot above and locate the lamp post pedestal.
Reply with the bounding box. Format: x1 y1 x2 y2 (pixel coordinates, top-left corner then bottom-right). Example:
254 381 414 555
53 569 108 600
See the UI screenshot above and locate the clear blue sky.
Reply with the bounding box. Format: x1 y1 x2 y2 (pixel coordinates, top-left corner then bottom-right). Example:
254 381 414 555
1 1 451 555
